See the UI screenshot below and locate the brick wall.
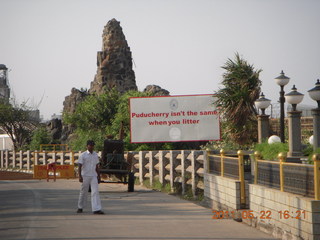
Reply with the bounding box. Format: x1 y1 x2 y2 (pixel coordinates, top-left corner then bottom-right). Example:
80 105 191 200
270 117 313 141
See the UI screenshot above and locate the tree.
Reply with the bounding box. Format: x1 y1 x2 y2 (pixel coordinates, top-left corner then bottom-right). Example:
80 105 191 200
29 127 51 150
63 88 121 151
63 88 121 132
64 89 174 151
107 90 173 151
0 102 39 150
215 53 262 146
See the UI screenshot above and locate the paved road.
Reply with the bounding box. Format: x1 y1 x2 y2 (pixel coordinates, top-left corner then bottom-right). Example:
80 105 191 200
0 179 277 240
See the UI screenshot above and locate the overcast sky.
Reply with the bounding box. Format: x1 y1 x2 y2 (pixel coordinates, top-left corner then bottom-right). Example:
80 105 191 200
1 0 319 119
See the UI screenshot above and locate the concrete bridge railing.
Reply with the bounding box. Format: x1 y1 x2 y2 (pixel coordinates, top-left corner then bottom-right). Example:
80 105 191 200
0 150 81 171
128 150 206 196
0 149 206 196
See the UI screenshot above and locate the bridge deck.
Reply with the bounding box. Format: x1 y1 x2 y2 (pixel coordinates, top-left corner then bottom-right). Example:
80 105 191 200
0 179 276 240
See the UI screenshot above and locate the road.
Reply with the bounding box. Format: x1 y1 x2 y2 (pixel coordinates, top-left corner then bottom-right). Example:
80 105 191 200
0 179 277 240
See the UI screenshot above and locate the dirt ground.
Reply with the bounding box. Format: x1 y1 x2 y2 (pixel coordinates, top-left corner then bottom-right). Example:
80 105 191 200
0 171 34 180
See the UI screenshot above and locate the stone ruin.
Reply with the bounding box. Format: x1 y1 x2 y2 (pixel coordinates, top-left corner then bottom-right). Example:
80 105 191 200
89 18 137 94
0 64 10 104
62 19 138 118
50 19 169 143
144 85 170 96
63 88 88 115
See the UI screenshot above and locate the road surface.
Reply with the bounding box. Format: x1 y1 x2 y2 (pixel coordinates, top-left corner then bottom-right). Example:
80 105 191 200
0 178 277 240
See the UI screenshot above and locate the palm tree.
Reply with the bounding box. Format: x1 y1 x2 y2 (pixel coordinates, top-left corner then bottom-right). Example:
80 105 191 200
215 53 262 146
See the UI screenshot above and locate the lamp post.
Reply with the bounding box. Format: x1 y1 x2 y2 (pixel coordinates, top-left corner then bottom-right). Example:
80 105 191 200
308 79 320 151
285 85 304 157
255 92 271 143
274 70 290 143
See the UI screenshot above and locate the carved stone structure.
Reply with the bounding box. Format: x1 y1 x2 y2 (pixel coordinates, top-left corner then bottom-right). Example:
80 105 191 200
47 118 62 141
60 88 88 142
144 85 170 96
89 18 137 94
62 88 88 115
60 19 169 143
0 64 10 103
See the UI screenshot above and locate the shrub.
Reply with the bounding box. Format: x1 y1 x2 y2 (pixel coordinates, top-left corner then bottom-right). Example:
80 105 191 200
254 141 288 160
306 147 320 164
29 127 51 150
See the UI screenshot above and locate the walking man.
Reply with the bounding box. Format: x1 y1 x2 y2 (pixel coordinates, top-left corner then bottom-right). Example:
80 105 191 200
77 140 104 214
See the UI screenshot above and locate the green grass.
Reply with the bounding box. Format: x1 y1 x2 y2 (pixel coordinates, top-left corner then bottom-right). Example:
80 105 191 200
254 141 289 160
138 178 204 202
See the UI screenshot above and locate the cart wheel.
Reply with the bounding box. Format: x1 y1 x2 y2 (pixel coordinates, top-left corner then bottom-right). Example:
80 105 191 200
128 172 135 192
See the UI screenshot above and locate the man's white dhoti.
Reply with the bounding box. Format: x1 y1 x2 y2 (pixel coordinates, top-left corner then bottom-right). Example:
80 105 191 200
78 176 102 211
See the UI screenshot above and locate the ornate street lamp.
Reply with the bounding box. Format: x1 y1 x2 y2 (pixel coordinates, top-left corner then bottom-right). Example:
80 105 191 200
308 79 320 109
285 85 304 111
255 93 271 143
255 92 271 115
285 85 304 157
275 70 290 143
308 79 320 150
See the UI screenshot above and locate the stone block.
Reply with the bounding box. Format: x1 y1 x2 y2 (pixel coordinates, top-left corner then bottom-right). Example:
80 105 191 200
311 200 320 213
312 212 320 224
250 202 259 212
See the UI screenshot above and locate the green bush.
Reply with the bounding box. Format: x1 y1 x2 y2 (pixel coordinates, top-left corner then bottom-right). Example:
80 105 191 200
69 129 105 151
306 147 320 164
64 89 176 151
303 144 313 157
29 127 51 150
254 141 288 160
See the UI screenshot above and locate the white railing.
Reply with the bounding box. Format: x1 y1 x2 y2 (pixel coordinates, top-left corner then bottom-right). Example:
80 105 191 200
0 150 206 196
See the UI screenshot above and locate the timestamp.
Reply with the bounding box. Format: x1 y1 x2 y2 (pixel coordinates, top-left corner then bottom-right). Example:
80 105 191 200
278 210 307 219
212 210 307 220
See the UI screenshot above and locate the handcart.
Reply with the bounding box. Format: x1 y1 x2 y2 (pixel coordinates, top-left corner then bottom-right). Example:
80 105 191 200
99 139 134 192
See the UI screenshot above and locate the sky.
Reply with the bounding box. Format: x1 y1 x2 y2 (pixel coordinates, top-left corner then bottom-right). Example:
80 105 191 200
1 0 320 120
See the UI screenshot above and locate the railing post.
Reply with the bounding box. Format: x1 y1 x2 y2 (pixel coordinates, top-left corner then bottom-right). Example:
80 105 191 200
26 150 31 170
158 151 165 186
71 152 75 165
0 150 3 168
190 150 196 197
203 150 208 174
5 150 8 168
13 151 17 168
313 154 320 200
149 151 154 187
19 150 23 169
206 149 211 173
181 150 186 195
43 151 48 165
238 150 246 207
61 152 65 165
169 150 175 193
254 151 261 185
52 152 56 164
34 151 39 165
139 151 146 184
220 149 225 177
278 152 287 192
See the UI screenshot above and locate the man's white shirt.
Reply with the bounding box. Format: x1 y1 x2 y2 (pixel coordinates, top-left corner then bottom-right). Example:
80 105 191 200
78 150 99 177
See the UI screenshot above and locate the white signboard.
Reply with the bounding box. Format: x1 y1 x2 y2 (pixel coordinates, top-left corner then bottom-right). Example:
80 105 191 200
130 94 220 143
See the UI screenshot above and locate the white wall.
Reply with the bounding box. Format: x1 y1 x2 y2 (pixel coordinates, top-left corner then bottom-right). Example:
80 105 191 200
0 134 13 150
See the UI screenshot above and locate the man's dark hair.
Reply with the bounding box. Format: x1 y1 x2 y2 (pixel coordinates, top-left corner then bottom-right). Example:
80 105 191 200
87 140 95 146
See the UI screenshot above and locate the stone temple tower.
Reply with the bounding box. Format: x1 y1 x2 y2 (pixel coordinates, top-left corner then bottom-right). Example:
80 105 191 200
0 64 10 103
89 18 137 94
